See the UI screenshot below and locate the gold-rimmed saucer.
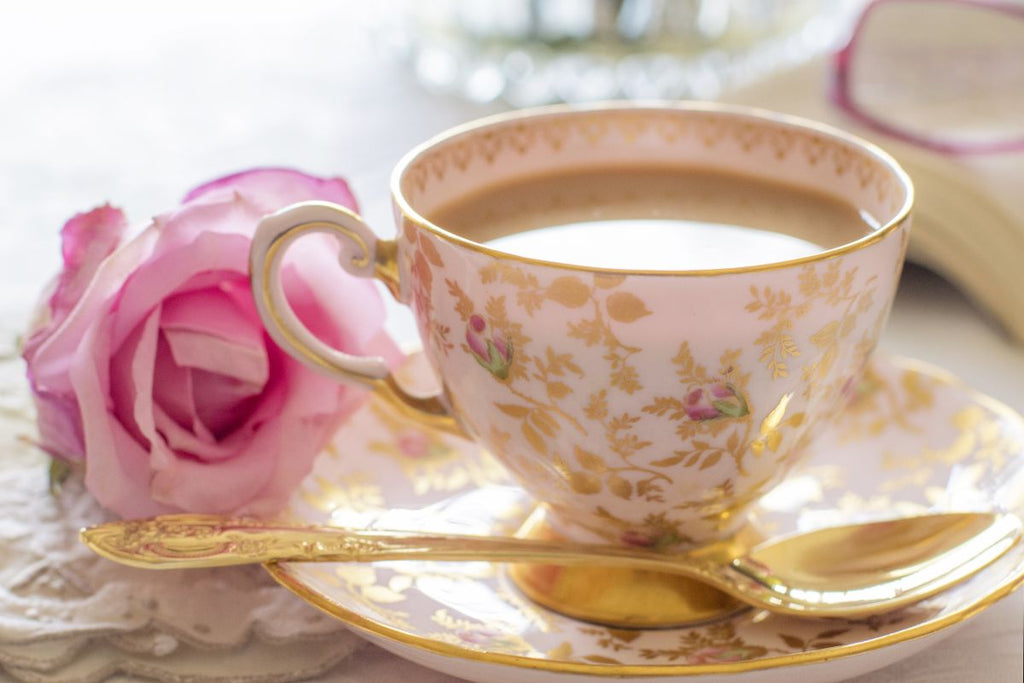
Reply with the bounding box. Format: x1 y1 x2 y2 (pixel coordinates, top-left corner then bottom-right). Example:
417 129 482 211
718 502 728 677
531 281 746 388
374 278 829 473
266 354 1024 682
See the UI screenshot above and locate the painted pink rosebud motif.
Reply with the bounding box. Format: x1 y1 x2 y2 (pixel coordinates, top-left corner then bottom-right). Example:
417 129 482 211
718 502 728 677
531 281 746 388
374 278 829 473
396 431 431 459
465 314 513 380
683 382 749 421
620 529 658 548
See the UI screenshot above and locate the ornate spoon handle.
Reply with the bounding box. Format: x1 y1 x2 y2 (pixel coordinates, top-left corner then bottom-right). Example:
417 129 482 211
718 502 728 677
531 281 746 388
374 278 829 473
80 512 724 578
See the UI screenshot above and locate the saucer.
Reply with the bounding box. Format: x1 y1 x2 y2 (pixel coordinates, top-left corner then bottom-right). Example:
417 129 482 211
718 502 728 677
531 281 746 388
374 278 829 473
266 355 1024 683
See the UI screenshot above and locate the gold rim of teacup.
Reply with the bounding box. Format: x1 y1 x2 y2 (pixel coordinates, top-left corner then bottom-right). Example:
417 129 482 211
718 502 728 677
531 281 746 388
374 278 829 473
390 101 914 277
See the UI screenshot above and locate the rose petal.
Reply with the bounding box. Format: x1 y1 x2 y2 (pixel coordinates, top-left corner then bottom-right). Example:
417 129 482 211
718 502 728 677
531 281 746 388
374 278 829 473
279 256 388 353
153 401 234 460
25 225 158 396
161 292 268 386
30 389 86 459
150 444 274 514
110 232 250 352
43 205 128 333
160 286 270 438
94 421 175 519
150 321 258 460
274 265 402 418
149 197 263 253
22 205 127 363
120 307 162 450
181 167 359 214
151 333 218 445
190 368 265 439
149 379 290 513
73 314 173 518
60 206 127 279
154 350 288 468
161 287 263 345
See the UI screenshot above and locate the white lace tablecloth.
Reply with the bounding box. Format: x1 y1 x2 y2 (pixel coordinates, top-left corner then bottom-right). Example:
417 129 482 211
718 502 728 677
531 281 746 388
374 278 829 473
1 3 1021 681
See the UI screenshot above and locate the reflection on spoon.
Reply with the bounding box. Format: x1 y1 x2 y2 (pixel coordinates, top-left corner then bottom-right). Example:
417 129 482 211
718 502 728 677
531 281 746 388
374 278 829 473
80 511 1021 619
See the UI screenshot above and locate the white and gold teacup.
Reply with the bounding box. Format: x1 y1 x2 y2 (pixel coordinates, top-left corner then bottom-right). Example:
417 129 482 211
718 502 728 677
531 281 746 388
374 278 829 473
250 103 912 559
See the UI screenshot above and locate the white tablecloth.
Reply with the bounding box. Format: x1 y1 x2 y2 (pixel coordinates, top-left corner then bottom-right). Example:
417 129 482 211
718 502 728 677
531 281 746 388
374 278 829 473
1 3 1021 681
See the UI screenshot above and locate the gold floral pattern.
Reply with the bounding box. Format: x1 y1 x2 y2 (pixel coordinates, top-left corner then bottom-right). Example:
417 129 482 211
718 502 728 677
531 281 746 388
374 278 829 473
401 226 899 544
745 260 879 391
573 621 860 664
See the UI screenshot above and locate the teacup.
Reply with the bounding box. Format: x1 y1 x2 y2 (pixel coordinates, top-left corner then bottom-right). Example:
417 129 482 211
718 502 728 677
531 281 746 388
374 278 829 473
250 103 912 551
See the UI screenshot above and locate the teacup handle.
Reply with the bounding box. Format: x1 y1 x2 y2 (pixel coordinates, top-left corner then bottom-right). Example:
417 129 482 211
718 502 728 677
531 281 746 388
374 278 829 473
250 201 464 436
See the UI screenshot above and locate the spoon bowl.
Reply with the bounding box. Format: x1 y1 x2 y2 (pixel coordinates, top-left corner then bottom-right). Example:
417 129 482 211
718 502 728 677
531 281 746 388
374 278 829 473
80 511 1021 619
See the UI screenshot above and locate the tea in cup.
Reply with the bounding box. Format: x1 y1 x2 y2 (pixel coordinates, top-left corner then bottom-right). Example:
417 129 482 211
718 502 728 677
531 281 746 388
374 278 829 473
251 103 912 557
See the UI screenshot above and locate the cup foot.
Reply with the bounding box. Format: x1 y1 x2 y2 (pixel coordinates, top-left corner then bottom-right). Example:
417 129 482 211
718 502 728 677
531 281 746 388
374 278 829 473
507 509 749 629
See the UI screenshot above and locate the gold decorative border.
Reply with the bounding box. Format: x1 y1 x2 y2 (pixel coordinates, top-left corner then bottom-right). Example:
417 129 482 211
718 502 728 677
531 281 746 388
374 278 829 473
389 101 914 277
265 356 1024 678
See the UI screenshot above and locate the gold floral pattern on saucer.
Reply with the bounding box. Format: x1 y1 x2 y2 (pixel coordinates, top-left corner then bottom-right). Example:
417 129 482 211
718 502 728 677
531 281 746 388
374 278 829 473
268 354 1024 682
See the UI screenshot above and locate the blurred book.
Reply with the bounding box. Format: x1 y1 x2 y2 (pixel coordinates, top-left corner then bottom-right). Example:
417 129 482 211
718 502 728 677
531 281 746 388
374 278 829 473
724 57 1024 344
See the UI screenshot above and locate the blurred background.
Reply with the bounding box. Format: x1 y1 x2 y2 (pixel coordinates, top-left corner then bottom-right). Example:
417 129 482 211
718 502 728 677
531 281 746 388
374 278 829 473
1 0 860 330
381 0 855 106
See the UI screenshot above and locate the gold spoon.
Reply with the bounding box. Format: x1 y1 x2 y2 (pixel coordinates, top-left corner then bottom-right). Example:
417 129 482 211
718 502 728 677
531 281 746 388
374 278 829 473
81 511 1021 618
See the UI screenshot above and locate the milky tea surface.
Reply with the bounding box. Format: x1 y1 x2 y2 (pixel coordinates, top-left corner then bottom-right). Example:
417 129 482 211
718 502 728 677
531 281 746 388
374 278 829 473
429 166 876 270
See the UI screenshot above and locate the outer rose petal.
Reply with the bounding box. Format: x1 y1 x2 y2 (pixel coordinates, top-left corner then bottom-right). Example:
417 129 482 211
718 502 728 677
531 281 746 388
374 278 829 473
23 206 143 461
30 389 86 460
40 205 128 339
25 224 159 396
24 206 126 351
182 167 359 215
232 329 401 516
74 312 173 517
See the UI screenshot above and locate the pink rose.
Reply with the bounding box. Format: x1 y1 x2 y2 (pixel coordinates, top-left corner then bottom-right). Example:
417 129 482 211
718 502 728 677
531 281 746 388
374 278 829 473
23 168 399 518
